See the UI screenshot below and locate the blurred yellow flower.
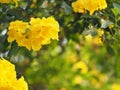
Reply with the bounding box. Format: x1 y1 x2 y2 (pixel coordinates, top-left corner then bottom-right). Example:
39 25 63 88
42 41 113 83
72 0 107 15
93 36 103 45
0 0 10 3
60 87 67 90
65 51 78 63
90 68 100 76
13 0 19 7
91 78 101 89
85 34 93 43
90 67 108 89
85 35 103 45
85 29 104 45
109 24 114 30
72 61 88 74
0 58 28 90
73 75 83 85
7 16 60 51
98 74 108 83
30 0 37 8
97 29 104 36
0 0 19 7
111 83 120 90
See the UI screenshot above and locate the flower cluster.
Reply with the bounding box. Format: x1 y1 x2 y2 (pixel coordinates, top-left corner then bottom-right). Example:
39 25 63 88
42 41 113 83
72 0 107 15
7 16 60 51
0 58 28 90
0 0 18 7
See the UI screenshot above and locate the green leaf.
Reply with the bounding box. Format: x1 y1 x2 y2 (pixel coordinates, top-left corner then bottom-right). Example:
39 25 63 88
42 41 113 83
112 3 120 16
0 34 9 52
111 8 119 17
113 3 120 9
106 45 115 56
117 16 120 21
8 41 19 59
61 1 71 15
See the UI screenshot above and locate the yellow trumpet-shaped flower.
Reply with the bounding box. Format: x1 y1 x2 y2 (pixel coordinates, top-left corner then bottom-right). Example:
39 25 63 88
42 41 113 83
0 0 19 7
0 0 11 3
7 16 60 51
0 58 28 90
72 0 107 15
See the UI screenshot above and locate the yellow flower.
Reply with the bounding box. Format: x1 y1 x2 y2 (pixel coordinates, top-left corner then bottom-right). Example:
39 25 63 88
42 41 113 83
90 68 100 76
0 0 10 3
13 0 19 7
60 87 67 90
98 74 108 83
30 0 37 8
0 58 28 90
111 84 120 90
91 78 101 89
7 21 29 42
93 36 103 45
85 34 93 43
72 0 107 15
85 29 104 45
85 35 103 45
72 61 88 74
72 0 86 14
97 29 104 36
7 16 60 51
73 75 83 85
0 0 19 7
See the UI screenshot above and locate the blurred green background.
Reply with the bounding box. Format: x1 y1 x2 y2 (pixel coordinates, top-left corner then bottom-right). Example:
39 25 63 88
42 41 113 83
0 0 120 90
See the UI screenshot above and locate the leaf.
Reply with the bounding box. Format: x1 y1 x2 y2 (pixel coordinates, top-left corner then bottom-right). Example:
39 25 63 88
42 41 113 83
117 16 120 21
111 8 119 17
0 34 9 52
113 3 120 9
106 45 115 56
7 41 19 59
61 1 71 15
112 3 120 16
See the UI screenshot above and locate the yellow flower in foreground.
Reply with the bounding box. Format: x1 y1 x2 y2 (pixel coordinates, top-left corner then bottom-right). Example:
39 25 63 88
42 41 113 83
0 58 28 90
72 61 88 74
0 0 19 7
111 84 120 90
72 0 107 15
7 16 60 51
